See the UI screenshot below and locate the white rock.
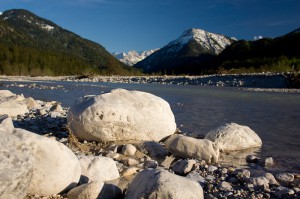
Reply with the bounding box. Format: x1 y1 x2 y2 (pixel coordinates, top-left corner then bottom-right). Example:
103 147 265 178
219 181 233 191
125 169 204 199
121 144 137 156
23 97 40 110
67 89 176 142
205 123 262 151
249 177 269 190
164 135 219 163
79 156 120 183
0 127 35 199
67 180 104 199
0 90 28 117
0 115 14 131
265 173 279 185
11 128 81 196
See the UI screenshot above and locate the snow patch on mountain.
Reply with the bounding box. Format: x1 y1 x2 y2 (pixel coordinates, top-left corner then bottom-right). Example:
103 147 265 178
112 49 159 66
166 28 234 54
0 12 2 16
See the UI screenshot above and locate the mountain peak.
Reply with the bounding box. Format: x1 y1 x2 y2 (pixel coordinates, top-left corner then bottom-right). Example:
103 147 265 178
113 49 159 66
165 28 234 55
1 9 56 32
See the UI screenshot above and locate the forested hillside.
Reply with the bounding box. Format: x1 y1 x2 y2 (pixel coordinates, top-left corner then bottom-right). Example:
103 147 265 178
0 9 140 76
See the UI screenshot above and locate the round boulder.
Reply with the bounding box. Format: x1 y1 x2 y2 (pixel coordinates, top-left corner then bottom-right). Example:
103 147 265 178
0 128 35 199
164 135 220 164
11 128 81 196
125 169 204 199
67 89 176 142
205 123 262 151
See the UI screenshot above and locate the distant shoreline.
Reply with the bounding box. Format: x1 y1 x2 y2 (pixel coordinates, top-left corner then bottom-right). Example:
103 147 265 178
0 73 299 93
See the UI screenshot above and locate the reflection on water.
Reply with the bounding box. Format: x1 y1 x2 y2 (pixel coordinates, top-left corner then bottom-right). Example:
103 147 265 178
3 81 300 172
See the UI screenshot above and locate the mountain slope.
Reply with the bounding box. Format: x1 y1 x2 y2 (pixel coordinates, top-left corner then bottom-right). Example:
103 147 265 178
112 49 159 66
217 27 300 73
0 9 138 76
135 28 235 75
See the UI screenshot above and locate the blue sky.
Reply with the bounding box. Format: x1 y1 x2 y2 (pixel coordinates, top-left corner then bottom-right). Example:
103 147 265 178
1 0 300 53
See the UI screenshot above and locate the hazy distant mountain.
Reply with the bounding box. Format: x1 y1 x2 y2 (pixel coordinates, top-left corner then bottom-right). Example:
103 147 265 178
135 28 235 75
0 9 138 76
112 49 159 66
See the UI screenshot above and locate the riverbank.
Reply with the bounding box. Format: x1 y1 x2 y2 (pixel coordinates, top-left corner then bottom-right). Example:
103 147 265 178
1 90 299 199
0 73 299 91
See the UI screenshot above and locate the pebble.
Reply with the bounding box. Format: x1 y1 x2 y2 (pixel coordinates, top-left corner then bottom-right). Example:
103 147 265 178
276 173 294 184
121 144 137 156
264 157 274 167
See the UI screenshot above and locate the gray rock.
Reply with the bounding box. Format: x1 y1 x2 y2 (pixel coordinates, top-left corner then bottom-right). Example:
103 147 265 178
171 159 196 175
265 172 279 186
246 155 260 163
143 160 158 169
207 165 218 173
276 173 294 185
264 157 274 167
137 141 168 158
125 169 204 199
232 169 251 181
186 171 205 185
68 89 176 142
121 144 137 156
79 156 120 183
67 180 104 199
205 123 262 151
249 177 269 190
164 135 220 163
160 155 176 169
219 181 233 191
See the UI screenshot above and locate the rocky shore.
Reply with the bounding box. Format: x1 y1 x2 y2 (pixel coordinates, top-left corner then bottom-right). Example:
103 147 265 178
1 89 300 199
1 73 300 92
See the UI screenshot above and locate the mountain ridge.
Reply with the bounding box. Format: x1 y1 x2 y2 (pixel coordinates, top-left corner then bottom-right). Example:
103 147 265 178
134 28 235 74
0 9 139 76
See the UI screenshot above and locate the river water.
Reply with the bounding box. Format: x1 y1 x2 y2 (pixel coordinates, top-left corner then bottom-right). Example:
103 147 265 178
3 80 300 173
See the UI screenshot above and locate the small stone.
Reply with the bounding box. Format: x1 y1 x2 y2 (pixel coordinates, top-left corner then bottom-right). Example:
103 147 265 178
265 173 279 186
124 158 139 166
171 159 196 175
233 169 250 180
219 181 233 191
264 157 274 167
121 167 139 177
121 144 137 156
186 171 205 185
246 155 260 163
143 160 158 168
160 155 176 169
206 175 215 181
207 165 218 173
249 177 269 190
106 151 120 159
221 168 228 174
276 173 294 185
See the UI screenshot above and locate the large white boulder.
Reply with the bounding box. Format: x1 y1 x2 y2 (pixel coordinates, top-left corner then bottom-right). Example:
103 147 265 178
0 125 35 199
0 90 28 117
125 169 204 199
79 156 120 183
164 135 219 164
11 128 81 196
205 123 262 151
67 89 176 142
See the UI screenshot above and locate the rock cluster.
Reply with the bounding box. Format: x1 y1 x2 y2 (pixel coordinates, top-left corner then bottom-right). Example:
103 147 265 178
1 89 299 199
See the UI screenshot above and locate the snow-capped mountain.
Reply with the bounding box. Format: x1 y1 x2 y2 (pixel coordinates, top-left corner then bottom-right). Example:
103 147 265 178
166 28 234 54
135 28 235 74
112 49 159 66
